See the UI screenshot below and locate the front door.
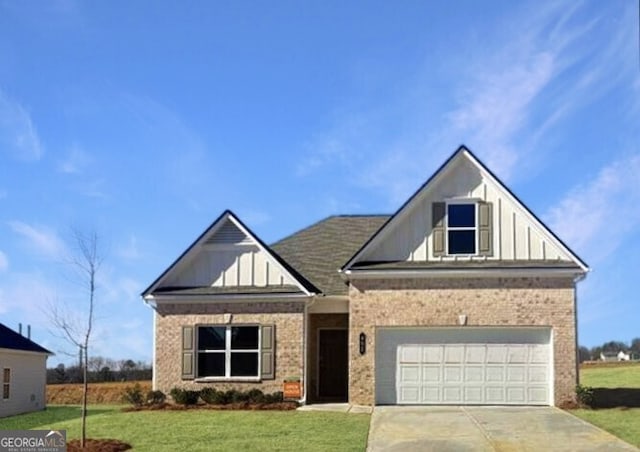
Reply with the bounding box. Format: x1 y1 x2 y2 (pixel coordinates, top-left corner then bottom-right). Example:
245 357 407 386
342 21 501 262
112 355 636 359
318 329 348 400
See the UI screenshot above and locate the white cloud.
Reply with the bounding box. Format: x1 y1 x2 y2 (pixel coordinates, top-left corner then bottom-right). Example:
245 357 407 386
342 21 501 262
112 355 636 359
0 251 8 272
58 144 90 174
545 153 640 263
8 221 67 259
116 235 141 261
0 90 43 161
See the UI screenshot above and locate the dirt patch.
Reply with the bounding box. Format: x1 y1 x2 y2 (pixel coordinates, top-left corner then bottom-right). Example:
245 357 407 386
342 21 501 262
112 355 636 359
48 381 152 404
67 439 131 451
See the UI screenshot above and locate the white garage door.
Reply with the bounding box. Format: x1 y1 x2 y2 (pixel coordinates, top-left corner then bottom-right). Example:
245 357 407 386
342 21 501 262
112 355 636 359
376 328 552 406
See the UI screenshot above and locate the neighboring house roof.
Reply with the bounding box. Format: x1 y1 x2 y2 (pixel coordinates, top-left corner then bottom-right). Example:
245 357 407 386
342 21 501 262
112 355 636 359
0 323 52 355
271 215 389 296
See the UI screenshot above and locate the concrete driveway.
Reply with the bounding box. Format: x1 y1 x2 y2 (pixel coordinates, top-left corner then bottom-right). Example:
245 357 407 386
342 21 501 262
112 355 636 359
367 406 637 451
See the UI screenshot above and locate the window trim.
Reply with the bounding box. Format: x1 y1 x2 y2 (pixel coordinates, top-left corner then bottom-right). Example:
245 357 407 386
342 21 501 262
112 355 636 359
446 200 478 256
195 325 261 381
2 367 10 400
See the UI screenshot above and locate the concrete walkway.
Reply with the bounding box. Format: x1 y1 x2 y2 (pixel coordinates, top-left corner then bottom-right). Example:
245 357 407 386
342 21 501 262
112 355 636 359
297 403 373 414
367 406 638 451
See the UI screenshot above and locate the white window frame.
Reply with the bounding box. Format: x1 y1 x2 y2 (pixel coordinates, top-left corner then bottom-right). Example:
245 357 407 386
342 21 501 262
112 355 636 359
2 367 10 400
446 200 478 256
196 325 261 381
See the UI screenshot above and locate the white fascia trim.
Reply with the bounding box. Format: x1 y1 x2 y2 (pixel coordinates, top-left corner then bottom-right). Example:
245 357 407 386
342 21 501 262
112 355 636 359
148 293 312 304
343 268 584 279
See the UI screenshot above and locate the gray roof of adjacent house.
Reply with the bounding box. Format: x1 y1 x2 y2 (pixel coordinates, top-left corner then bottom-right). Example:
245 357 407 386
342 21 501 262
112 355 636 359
271 215 390 296
0 323 52 354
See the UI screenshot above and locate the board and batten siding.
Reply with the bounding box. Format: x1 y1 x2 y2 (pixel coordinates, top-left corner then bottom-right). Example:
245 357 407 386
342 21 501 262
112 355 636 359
362 157 570 263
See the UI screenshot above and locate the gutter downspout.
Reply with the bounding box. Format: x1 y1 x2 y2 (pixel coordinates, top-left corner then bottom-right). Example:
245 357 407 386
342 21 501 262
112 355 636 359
300 294 317 405
573 271 588 389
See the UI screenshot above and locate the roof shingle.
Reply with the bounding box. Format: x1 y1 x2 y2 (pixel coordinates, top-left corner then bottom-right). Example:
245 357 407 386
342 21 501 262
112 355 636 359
0 323 52 354
271 215 390 295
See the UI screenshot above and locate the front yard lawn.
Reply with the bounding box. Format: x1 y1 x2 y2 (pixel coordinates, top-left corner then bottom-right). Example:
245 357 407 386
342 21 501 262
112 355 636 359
0 405 370 451
572 408 640 448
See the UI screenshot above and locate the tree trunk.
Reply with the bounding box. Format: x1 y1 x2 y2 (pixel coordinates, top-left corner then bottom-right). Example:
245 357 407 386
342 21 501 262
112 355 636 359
82 346 88 447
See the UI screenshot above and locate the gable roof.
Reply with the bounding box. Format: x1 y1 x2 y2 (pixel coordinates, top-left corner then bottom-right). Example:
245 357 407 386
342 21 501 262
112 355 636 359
142 210 318 298
271 215 389 295
0 323 52 354
341 145 589 273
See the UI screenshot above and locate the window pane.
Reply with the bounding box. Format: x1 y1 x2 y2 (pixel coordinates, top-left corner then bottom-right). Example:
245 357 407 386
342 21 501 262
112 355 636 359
198 327 226 350
231 326 259 350
230 352 259 377
448 204 475 227
197 353 225 377
448 230 476 254
3 369 9 383
3 384 8 399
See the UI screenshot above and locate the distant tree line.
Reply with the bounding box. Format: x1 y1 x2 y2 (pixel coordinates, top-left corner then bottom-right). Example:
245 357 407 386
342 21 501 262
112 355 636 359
578 338 640 363
47 356 152 384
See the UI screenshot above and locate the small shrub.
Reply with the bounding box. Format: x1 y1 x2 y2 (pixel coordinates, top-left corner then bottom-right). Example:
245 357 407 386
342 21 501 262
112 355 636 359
169 387 200 405
146 390 166 406
576 384 594 407
264 391 284 404
200 387 221 405
247 388 265 404
122 383 144 407
227 389 249 403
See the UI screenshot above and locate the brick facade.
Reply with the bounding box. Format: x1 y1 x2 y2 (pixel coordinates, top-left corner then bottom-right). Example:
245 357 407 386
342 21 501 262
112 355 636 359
348 277 577 406
154 301 305 395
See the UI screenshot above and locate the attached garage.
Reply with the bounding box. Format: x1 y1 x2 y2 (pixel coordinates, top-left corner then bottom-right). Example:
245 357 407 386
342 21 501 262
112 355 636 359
375 327 552 406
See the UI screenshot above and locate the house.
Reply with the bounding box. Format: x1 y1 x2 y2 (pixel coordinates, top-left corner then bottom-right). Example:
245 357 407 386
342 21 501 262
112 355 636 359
600 351 630 362
142 146 588 407
0 323 52 417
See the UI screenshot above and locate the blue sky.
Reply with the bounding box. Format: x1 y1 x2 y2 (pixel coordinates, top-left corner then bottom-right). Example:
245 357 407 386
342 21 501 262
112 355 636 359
0 1 638 365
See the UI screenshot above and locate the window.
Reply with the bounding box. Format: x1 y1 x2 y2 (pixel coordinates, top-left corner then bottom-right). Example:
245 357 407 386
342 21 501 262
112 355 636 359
197 326 260 379
447 203 476 254
2 368 9 399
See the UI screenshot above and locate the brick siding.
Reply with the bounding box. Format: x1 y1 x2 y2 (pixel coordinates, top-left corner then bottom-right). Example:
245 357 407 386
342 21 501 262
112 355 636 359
348 277 577 406
154 301 304 395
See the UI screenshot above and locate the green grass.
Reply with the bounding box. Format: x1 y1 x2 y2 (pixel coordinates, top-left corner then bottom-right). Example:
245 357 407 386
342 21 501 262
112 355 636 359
572 408 640 447
580 363 640 388
0 405 370 451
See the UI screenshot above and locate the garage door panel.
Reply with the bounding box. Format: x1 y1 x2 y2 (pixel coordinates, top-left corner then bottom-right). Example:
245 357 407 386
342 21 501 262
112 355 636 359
487 346 507 363
465 345 485 363
400 365 420 383
507 366 526 382
443 386 462 403
422 346 443 363
465 366 484 383
422 366 440 382
445 346 464 363
444 366 463 383
378 328 551 406
508 346 528 363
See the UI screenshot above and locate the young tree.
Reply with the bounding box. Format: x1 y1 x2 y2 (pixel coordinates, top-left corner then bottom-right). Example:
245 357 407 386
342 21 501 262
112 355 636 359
48 230 102 448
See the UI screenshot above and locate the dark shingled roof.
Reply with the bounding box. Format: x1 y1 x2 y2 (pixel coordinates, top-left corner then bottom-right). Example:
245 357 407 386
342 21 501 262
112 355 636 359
0 323 52 354
271 215 390 295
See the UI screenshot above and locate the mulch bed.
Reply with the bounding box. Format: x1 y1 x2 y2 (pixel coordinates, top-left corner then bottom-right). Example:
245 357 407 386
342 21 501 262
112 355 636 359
67 439 131 452
122 402 298 412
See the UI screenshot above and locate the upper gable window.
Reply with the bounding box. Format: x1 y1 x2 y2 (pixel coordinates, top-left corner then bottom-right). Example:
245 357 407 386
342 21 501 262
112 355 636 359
447 203 476 255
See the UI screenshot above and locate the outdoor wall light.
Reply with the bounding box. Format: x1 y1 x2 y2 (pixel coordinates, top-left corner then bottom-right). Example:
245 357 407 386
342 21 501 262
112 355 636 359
359 332 366 355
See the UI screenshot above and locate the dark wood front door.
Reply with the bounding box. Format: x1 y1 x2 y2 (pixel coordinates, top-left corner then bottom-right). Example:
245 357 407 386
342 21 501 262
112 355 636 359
318 329 348 399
